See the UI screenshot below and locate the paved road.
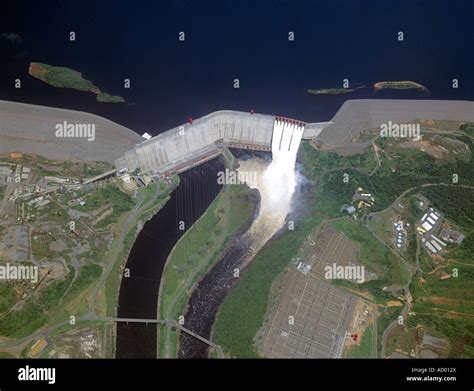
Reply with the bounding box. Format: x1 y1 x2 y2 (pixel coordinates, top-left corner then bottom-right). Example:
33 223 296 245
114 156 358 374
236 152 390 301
88 183 171 318
0 315 225 358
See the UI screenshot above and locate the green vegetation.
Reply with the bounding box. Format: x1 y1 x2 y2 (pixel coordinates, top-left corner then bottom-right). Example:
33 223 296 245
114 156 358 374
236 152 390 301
104 179 179 316
29 62 124 103
212 143 381 357
410 314 474 358
76 183 135 228
0 264 103 338
66 264 102 299
307 86 366 95
29 62 97 91
385 324 416 357
377 306 402 353
213 214 323 357
346 323 375 358
299 143 377 177
331 219 407 293
82 163 106 177
459 122 474 136
402 186 474 357
0 283 16 313
159 184 256 357
36 272 74 312
410 258 474 357
307 88 353 95
374 81 428 92
316 134 474 211
97 92 125 103
212 134 473 357
0 351 15 358
422 187 474 232
0 300 48 338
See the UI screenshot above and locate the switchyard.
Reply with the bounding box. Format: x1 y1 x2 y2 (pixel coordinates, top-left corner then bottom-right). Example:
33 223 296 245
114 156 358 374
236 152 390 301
260 270 358 358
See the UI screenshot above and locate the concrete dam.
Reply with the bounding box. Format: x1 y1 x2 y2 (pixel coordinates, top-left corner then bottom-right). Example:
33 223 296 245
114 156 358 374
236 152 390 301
115 99 474 176
3 99 470 174
115 110 329 176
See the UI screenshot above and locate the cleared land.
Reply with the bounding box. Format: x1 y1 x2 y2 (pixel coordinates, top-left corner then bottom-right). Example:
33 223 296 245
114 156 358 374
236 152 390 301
0 100 142 163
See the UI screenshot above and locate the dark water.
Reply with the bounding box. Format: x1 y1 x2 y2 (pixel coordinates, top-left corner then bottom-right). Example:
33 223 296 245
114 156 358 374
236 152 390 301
1 0 472 138
178 195 259 358
116 157 224 358
1 0 472 358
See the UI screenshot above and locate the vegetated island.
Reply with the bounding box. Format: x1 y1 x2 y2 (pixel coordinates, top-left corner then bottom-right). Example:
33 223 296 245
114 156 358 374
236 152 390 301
307 86 366 95
373 81 429 93
28 62 125 103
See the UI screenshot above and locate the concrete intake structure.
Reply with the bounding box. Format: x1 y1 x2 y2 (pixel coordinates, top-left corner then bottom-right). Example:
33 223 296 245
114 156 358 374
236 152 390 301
115 111 323 176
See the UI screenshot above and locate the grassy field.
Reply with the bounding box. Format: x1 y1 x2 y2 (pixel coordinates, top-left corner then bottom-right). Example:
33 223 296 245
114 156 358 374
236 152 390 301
346 322 375 358
158 183 256 357
0 263 104 338
410 259 474 357
331 219 407 299
0 283 16 314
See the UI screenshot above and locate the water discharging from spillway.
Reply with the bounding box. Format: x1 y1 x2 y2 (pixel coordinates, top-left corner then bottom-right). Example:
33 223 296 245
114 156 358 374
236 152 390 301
179 119 305 357
243 119 305 252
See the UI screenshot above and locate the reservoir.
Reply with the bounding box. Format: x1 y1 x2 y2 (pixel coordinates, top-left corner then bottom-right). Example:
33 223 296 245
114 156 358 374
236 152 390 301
116 157 224 358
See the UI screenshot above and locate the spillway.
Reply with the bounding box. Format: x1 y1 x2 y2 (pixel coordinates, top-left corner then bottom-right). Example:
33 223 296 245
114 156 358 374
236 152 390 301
271 118 305 154
115 110 326 176
263 118 305 215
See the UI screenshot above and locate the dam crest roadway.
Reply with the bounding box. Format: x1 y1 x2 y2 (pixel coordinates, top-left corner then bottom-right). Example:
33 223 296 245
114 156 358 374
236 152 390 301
115 110 327 176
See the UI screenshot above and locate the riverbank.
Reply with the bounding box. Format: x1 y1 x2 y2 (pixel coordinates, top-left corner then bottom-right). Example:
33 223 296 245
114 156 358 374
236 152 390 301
158 183 258 357
116 158 226 358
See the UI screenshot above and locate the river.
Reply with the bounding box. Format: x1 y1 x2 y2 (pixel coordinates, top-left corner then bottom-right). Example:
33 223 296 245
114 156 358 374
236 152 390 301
115 157 224 358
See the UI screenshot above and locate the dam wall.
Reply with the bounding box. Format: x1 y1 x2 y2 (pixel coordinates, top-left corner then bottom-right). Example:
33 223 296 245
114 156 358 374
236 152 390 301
116 111 276 175
117 99 474 175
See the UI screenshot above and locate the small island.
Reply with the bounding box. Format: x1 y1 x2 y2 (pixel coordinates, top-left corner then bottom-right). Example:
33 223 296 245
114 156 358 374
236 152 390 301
373 81 429 93
307 85 366 96
308 88 353 95
29 62 125 103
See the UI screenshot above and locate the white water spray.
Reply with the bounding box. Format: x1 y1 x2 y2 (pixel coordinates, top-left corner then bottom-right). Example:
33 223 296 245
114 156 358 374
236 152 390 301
264 119 305 211
238 119 305 252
